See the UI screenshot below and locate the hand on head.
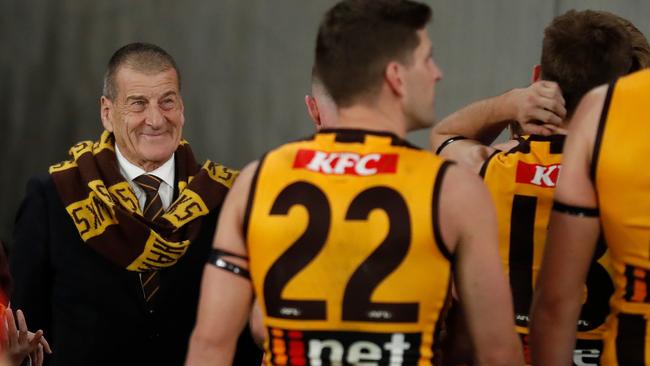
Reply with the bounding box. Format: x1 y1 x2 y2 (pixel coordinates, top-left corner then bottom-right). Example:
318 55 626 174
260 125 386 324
509 80 567 136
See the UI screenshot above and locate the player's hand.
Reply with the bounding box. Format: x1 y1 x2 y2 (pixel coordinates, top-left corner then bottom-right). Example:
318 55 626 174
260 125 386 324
4 308 52 366
508 81 566 135
30 343 44 366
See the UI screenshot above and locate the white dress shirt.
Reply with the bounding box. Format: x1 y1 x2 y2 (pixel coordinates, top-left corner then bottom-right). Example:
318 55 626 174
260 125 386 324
115 145 175 211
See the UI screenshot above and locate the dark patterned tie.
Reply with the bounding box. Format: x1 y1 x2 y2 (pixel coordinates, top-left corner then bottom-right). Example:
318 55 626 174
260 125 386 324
133 174 163 303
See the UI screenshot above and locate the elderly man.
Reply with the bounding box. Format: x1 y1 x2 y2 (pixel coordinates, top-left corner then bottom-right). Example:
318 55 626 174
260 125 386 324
9 43 261 366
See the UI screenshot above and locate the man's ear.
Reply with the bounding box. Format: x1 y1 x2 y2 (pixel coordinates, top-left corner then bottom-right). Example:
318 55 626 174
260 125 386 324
100 96 114 132
532 64 542 82
305 95 322 129
385 62 405 97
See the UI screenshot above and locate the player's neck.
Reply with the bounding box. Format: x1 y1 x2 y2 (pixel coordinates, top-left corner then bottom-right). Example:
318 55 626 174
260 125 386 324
336 104 407 138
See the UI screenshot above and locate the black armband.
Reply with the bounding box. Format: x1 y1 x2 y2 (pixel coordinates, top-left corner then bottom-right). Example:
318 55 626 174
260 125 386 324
552 201 599 217
435 136 468 155
208 248 250 279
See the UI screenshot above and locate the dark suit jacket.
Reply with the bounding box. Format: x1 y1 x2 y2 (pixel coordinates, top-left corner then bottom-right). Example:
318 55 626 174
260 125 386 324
10 174 262 366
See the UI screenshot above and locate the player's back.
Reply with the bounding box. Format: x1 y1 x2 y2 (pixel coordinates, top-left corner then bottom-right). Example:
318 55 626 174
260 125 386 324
245 128 453 366
594 69 650 365
482 135 613 362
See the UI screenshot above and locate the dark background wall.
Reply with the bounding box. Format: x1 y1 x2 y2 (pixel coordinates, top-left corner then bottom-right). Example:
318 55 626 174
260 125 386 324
2 0 649 245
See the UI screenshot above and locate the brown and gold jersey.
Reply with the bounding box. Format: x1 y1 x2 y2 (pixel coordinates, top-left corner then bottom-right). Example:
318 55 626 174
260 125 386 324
482 135 613 341
245 129 453 366
594 70 650 365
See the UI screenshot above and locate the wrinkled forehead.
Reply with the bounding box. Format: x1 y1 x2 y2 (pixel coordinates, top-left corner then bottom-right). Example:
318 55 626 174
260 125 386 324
114 66 180 96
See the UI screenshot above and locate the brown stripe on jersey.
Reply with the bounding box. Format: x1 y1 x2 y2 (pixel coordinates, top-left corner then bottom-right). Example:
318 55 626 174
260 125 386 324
332 129 368 143
549 136 565 154
516 134 565 154
432 160 454 261
616 313 646 364
509 194 537 326
318 128 421 149
590 81 617 182
242 154 267 242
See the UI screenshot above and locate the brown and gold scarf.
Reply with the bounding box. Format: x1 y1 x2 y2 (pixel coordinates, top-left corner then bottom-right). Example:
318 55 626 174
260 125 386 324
49 130 238 272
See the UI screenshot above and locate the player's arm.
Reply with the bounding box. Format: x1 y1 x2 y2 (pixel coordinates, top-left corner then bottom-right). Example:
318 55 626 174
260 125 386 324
529 85 608 365
439 164 523 366
185 161 259 366
249 299 266 348
430 81 566 173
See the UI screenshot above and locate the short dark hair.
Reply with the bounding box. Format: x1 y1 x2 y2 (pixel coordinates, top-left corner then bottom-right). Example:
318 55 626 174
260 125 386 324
310 66 333 99
103 42 181 100
315 0 432 107
541 10 634 116
616 17 650 71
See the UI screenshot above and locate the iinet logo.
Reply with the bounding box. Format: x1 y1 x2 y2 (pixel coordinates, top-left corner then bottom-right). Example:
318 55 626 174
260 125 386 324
269 328 420 366
308 333 410 366
515 161 561 188
293 149 398 176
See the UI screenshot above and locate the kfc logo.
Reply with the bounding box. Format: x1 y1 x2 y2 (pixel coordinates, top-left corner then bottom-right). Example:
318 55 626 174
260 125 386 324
293 149 398 176
516 161 561 188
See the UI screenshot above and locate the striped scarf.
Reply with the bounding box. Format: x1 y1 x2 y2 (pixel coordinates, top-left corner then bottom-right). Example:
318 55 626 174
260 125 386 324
49 130 238 271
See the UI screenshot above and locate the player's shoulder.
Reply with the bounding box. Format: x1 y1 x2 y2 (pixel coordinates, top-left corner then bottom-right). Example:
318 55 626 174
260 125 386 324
435 161 491 211
441 162 488 193
229 160 260 197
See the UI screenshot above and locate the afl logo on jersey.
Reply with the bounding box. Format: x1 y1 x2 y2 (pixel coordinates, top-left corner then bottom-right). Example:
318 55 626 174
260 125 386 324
515 161 561 188
293 149 398 176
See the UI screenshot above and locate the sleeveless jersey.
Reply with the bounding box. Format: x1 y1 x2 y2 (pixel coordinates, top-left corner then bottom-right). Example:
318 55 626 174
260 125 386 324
481 136 613 343
594 69 650 366
245 129 453 366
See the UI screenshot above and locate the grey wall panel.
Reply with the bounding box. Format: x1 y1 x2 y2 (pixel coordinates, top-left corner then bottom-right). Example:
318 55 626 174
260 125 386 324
1 1 649 243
